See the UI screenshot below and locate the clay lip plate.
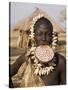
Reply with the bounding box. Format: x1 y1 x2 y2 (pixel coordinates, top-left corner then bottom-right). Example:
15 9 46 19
34 45 54 63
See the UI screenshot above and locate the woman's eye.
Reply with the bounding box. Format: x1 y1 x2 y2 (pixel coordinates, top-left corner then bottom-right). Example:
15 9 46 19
48 33 52 36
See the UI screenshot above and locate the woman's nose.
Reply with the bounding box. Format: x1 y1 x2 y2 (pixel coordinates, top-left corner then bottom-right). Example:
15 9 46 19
42 34 46 41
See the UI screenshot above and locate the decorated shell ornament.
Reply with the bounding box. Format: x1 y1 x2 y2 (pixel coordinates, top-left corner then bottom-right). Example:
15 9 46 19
35 45 54 63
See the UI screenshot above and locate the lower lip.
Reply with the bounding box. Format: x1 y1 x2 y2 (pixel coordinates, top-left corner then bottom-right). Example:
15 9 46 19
40 42 48 45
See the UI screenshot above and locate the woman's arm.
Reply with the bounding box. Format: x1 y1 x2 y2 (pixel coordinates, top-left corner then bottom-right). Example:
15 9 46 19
58 54 66 85
9 53 26 77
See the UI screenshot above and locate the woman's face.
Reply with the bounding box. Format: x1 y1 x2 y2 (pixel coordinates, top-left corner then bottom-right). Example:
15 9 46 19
34 24 53 46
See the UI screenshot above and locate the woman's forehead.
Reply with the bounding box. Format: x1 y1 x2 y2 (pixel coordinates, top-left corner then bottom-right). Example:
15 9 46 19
39 24 47 28
35 24 52 32
35 23 48 28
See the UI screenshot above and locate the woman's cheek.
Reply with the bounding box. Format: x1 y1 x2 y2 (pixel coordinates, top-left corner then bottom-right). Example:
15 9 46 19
47 36 52 44
35 35 41 41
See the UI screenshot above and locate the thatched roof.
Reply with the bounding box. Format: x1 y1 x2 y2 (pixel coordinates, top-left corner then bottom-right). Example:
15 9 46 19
12 8 65 33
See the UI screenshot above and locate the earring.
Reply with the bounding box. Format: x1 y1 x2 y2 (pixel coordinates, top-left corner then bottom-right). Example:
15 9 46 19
52 32 58 52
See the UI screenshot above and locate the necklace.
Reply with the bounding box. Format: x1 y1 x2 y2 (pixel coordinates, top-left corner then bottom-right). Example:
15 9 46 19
33 60 56 76
26 45 56 76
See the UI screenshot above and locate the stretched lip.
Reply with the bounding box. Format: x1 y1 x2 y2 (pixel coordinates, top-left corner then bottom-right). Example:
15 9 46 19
39 41 49 45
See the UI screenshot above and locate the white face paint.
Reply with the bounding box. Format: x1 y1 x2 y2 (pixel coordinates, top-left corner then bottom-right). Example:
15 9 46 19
35 45 54 63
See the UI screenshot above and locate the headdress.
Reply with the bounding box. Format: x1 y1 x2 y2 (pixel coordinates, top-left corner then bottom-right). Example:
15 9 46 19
28 13 58 51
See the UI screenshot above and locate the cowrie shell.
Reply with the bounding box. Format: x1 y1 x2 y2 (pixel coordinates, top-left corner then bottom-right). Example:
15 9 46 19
39 70 42 76
31 56 35 59
34 67 39 75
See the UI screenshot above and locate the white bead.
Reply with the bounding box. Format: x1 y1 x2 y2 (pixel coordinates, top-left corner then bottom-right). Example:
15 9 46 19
46 70 50 75
34 67 39 75
30 47 36 51
39 70 42 76
49 66 54 70
53 37 58 40
43 68 47 75
37 63 42 67
52 42 57 45
52 40 57 43
31 51 35 54
34 58 38 63
31 56 35 59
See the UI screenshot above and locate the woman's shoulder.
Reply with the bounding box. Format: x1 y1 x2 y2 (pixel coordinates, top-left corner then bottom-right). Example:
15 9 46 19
55 52 66 62
55 52 66 70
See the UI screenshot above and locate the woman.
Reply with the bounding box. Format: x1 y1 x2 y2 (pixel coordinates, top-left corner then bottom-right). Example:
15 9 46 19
9 15 66 87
